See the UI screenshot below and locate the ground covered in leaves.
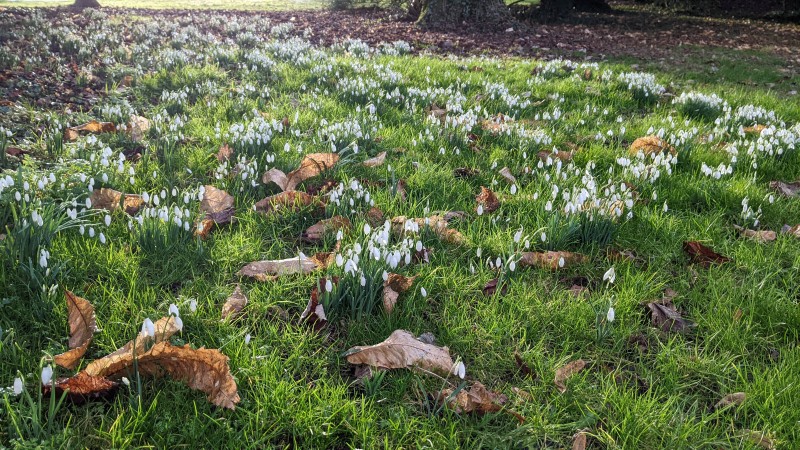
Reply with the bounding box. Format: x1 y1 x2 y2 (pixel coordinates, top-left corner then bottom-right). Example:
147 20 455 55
1 6 799 449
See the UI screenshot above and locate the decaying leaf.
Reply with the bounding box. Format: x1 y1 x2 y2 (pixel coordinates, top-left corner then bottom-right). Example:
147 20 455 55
89 188 145 216
88 341 239 409
54 291 97 370
438 382 521 422
85 315 182 377
572 431 588 450
514 351 535 379
781 224 800 237
301 216 351 243
683 241 730 267
743 124 767 135
254 191 318 215
425 103 447 123
65 121 117 141
454 167 480 179
221 285 248 320
537 150 574 162
309 251 336 270
238 254 319 281
262 153 339 192
498 167 517 185
482 278 508 297
769 180 800 198
363 151 387 168
41 371 119 405
520 251 587 270
128 115 150 142
390 215 465 245
216 143 233 162
715 392 746 409
344 329 455 376
629 135 675 156
742 430 775 450
396 178 408 201
554 359 586 394
383 273 416 314
480 114 513 134
200 185 235 224
366 206 385 226
733 225 776 243
646 300 694 334
476 186 500 213
300 277 337 330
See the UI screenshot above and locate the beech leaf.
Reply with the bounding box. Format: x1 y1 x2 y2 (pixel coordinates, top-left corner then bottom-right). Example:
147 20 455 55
301 216 351 243
438 382 512 417
629 135 675 156
391 215 465 245
41 371 119 405
733 225 776 243
363 151 387 167
554 359 586 394
769 180 800 197
383 273 416 314
716 392 746 409
683 241 730 266
53 291 97 370
89 188 145 216
344 329 455 376
221 285 248 320
646 300 694 333
200 185 235 223
520 251 587 270
476 186 500 213
498 167 517 185
254 191 318 215
238 254 319 281
65 121 116 141
128 115 150 142
262 153 339 192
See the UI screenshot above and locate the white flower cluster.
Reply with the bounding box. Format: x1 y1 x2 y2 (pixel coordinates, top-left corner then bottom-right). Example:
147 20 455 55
618 71 665 99
334 221 421 282
733 104 777 126
700 162 733 179
328 179 375 215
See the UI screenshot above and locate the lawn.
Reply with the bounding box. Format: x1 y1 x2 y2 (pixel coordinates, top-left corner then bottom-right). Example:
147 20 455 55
1 6 799 450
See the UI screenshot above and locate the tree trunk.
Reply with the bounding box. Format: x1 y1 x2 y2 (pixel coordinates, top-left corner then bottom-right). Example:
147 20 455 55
539 0 573 21
417 0 516 29
72 0 101 7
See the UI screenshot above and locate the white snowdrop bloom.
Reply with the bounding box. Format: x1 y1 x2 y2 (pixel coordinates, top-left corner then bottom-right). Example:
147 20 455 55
335 254 344 267
325 279 333 293
360 274 367 286
104 215 112 227
14 191 21 201
415 241 423 252
558 256 565 268
603 266 616 284
13 377 23 395
477 247 482 258
420 287 427 297
99 233 106 244
41 366 53 386
142 192 150 203
89 227 95 238
38 249 49 268
85 197 92 209
173 316 183 332
476 204 484 216
452 361 466 379
245 334 251 345
510 184 518 195
514 229 523 243
169 303 180 317
121 377 130 387
141 318 155 337
79 225 85 235
607 306 616 323
663 202 669 212
189 299 198 312
541 232 547 242
363 223 371 235
769 195 774 204
509 261 516 272
495 257 502 268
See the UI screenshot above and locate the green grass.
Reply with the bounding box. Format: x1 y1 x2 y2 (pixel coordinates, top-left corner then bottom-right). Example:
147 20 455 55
1 7 800 450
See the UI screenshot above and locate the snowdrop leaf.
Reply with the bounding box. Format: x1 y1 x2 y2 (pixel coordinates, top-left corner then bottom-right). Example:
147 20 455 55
84 315 182 377
476 186 500 213
238 254 319 281
254 191 319 215
301 216 351 243
383 273 416 314
88 341 240 410
554 359 586 394
221 285 248 320
683 241 730 266
769 180 800 198
344 329 455 376
438 382 521 422
733 225 776 243
363 151 387 168
54 291 97 370
41 371 119 405
520 251 587 270
628 135 675 156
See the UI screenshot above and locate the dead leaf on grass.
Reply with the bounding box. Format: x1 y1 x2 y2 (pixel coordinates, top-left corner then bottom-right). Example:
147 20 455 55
520 251 587 270
572 431 588 450
476 186 500 213
715 392 746 409
769 180 800 197
344 329 455 376
254 191 318 215
646 301 694 333
383 273 416 314
629 135 675 156
537 150 574 162
683 241 730 266
733 225 776 243
742 430 775 450
221 285 248 320
128 115 150 142
41 371 118 405
53 291 97 370
514 351 535 379
300 277 337 330
65 121 116 141
89 188 145 215
498 167 517 185
262 153 339 192
554 359 586 394
238 254 319 281
301 216 351 243
482 278 507 297
390 215 465 245
216 144 233 162
363 151 387 167
781 224 800 237
439 382 522 422
425 103 447 123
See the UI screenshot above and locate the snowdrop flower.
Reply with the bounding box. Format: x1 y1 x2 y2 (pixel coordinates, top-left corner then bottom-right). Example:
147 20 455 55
104 215 111 226
607 306 616 323
558 256 565 268
169 303 180 317
244 334 251 345
99 232 106 244
189 299 198 313
420 287 427 297
141 318 155 337
603 266 616 284
41 366 53 386
663 202 669 212
510 184 518 195
13 377 23 395
89 227 96 238
363 223 371 235
477 247 482 258
382 271 389 281
541 231 547 242
38 249 49 269
476 204 484 216
173 316 183 332
514 229 523 243
121 377 130 387
452 361 466 379
325 279 333 293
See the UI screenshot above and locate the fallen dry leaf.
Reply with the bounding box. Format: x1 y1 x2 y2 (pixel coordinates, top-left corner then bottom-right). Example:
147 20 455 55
554 359 586 394
301 216 351 243
572 431 588 450
476 186 500 213
254 191 318 215
743 124 767 135
716 392 746 409
425 103 447 123
646 301 694 333
216 144 233 162
520 251 587 270
128 115 150 142
300 277 337 330
363 151 387 167
41 371 119 405
498 167 517 185
629 135 675 156
733 225 776 243
309 251 336 270
742 430 775 450
65 121 117 141
53 291 97 370
391 215 465 245
537 150 574 162
683 241 730 267
781 224 800 237
88 341 239 409
453 167 480 179
344 329 455 376
396 178 408 201
89 188 145 215
439 382 520 422
514 351 535 379
482 278 507 297
238 254 319 281
769 180 800 197
262 153 339 192
200 185 235 223
383 273 416 314
366 206 385 226
85 315 182 377
221 285 248 320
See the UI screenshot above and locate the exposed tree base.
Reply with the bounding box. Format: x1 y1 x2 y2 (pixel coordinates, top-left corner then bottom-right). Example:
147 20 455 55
72 0 101 8
417 0 518 30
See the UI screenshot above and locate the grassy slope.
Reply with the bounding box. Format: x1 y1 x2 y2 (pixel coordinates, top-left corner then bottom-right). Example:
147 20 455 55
1 9 799 450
